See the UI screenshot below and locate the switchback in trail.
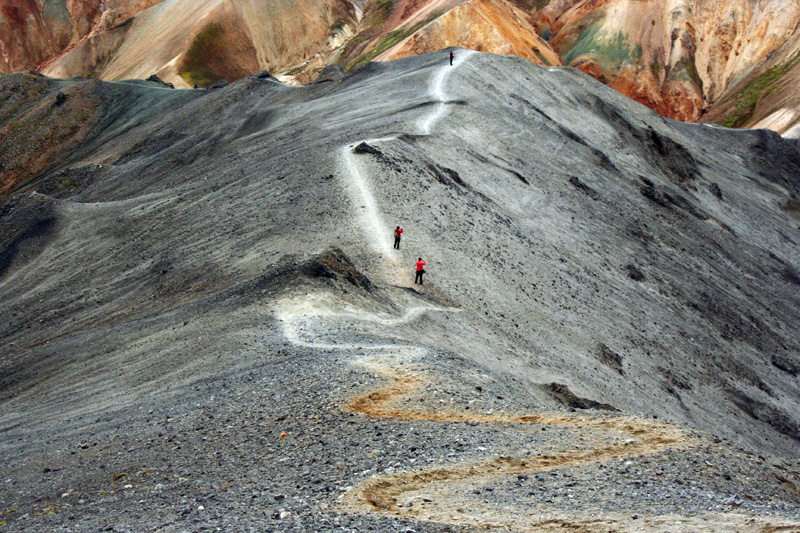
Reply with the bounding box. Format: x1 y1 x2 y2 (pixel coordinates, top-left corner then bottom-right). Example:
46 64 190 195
278 52 800 531
279 292 799 532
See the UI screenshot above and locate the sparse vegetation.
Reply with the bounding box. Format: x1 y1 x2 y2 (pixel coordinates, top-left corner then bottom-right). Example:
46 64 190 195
282 62 310 77
338 33 368 65
347 13 442 70
563 23 642 70
364 0 397 26
721 52 800 128
178 23 225 88
681 58 702 88
508 0 550 10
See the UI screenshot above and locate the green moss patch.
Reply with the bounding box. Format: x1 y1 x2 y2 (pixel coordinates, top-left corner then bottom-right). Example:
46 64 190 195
562 20 641 72
363 0 397 27
721 52 800 128
508 0 550 10
179 23 225 87
282 62 310 77
668 58 702 89
651 61 660 78
346 13 441 71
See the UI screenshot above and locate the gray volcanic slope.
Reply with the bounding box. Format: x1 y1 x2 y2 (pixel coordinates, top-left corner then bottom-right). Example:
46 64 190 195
2 50 800 531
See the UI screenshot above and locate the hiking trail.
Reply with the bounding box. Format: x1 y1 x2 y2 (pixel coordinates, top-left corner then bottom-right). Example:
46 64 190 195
339 50 476 284
278 292 800 532
280 51 800 531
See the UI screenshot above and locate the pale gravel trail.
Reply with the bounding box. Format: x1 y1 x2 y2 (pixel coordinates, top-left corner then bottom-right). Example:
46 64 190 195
338 50 477 284
275 51 800 531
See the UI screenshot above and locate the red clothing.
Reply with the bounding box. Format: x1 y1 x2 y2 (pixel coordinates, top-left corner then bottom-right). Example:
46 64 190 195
416 260 426 271
394 228 403 238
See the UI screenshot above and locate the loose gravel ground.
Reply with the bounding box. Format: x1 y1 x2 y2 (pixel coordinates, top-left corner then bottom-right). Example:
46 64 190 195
2 50 800 531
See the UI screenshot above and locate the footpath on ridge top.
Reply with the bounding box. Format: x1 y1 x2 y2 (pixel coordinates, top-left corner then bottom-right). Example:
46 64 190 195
277 50 800 532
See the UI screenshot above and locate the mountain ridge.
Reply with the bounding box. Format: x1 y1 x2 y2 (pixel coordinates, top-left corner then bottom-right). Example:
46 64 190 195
4 0 800 133
1 49 800 530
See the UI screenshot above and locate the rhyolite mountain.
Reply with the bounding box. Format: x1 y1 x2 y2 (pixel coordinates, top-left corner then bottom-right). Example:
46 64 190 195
1 49 799 530
3 0 800 134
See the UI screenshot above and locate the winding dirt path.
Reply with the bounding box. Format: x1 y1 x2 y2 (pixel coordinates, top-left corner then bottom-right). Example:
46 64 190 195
279 295 800 530
339 361 695 527
340 339 797 532
298 52 800 531
277 289 800 531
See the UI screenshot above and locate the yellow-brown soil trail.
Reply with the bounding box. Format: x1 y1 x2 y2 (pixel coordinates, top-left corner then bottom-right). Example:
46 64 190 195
340 363 798 532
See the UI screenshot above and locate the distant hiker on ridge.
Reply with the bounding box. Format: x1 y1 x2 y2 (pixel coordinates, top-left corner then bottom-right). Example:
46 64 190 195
449 50 454 66
393 226 403 249
415 257 426 285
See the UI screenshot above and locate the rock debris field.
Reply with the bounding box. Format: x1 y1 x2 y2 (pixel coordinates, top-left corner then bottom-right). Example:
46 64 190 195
1 49 800 531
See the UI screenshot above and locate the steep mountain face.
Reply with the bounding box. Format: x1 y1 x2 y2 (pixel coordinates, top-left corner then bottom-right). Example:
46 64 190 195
3 0 800 133
533 0 800 129
0 0 161 72
1 0 357 85
1 52 800 531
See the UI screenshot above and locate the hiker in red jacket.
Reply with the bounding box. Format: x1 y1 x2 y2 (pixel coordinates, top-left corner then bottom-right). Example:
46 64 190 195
449 50 454 66
415 257 426 285
393 226 403 249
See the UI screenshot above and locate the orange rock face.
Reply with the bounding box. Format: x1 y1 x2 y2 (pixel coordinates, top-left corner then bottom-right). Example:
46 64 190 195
0 0 60 71
533 0 800 129
376 0 560 67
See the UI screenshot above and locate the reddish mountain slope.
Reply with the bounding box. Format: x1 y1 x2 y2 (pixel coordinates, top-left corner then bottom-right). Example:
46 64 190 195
3 0 800 133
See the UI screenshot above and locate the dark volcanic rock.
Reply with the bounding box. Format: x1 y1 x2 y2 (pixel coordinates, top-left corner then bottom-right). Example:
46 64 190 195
597 343 624 374
1 50 800 532
568 176 600 200
544 383 618 411
354 142 381 155
0 193 57 279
